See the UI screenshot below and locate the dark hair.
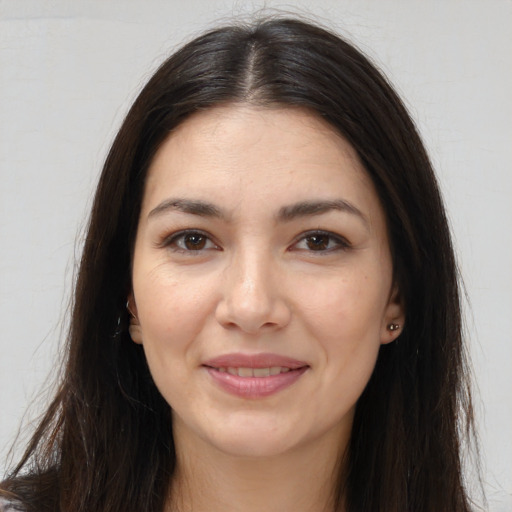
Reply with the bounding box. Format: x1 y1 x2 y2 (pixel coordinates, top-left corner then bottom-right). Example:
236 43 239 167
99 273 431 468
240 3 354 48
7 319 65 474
1 16 477 512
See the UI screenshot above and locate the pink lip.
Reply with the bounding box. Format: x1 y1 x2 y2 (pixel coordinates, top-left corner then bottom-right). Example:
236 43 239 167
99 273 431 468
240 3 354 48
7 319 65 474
203 353 309 399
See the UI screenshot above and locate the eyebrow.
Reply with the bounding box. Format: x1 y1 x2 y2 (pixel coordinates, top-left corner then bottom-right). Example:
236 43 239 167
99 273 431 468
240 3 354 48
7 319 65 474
148 198 225 220
148 197 368 227
277 199 368 227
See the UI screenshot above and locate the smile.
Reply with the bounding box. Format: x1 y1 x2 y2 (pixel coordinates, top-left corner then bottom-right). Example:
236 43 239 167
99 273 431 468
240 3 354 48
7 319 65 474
202 353 309 398
213 366 292 377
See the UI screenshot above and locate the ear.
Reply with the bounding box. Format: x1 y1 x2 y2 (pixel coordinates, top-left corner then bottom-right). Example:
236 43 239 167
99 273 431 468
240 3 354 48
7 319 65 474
380 283 405 345
127 293 143 345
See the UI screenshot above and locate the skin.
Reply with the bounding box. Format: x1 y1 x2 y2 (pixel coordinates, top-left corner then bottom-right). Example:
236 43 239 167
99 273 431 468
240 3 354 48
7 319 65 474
129 105 404 511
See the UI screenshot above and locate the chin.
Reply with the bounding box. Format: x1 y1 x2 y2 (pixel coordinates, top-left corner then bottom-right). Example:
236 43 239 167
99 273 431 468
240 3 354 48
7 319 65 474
210 431 296 459
195 412 303 459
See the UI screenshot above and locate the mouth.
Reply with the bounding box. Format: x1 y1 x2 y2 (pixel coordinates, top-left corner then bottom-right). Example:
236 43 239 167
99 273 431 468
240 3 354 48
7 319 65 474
202 353 309 398
207 366 295 377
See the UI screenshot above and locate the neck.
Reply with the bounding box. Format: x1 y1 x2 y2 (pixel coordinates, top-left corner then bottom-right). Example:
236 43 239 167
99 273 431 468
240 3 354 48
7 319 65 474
167 420 349 512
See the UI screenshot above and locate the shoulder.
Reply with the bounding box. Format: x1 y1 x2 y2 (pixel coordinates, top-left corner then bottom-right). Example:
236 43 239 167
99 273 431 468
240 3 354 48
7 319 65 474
0 498 25 511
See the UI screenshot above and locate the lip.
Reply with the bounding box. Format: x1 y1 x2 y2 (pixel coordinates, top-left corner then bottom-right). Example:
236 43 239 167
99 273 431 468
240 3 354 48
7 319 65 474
202 353 309 399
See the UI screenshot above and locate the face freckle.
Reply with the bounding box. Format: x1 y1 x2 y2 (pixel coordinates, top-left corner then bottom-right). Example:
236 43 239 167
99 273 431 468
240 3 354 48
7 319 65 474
130 105 404 459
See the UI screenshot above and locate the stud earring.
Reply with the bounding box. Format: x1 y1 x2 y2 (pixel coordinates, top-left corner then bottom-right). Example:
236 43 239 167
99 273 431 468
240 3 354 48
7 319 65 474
387 323 400 332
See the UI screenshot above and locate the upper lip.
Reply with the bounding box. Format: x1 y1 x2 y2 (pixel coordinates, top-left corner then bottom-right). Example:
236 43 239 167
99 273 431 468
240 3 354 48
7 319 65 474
203 353 309 369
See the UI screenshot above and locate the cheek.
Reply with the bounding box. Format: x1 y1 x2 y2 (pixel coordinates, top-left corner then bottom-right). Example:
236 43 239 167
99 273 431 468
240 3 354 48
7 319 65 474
296 268 389 392
298 270 388 342
133 273 218 398
134 293 203 409
304 282 384 414
136 269 216 342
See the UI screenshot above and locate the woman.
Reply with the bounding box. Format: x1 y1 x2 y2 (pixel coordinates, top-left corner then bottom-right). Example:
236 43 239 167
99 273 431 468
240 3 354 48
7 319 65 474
0 17 477 512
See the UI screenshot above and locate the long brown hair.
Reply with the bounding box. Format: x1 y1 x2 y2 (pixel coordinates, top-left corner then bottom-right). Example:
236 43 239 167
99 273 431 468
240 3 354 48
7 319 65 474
1 17 477 512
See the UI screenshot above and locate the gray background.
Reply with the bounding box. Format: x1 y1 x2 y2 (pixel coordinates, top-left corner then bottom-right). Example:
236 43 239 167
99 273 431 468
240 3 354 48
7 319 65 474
1 1 510 509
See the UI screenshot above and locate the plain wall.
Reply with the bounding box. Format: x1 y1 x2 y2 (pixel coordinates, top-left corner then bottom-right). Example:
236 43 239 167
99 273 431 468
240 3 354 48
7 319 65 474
1 1 510 510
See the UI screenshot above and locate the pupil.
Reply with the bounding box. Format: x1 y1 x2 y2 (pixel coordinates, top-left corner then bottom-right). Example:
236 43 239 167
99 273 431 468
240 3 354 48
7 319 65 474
307 235 329 251
184 234 206 250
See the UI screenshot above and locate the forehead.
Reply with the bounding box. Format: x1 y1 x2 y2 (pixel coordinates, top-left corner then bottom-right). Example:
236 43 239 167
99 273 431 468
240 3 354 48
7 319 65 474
141 105 382 226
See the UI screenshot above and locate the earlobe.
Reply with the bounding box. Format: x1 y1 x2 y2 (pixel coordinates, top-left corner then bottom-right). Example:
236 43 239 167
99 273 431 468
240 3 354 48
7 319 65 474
127 294 143 345
381 284 405 345
128 323 143 345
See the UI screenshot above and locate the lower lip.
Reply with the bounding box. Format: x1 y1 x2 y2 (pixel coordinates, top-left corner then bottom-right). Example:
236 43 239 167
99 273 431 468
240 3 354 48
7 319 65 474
205 367 309 399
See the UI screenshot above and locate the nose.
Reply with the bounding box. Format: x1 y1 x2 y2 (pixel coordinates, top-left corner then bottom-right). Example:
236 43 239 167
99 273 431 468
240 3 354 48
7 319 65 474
215 248 291 334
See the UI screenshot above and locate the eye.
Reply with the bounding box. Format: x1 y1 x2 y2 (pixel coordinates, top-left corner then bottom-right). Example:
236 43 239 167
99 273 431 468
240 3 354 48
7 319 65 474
163 230 219 252
292 231 350 253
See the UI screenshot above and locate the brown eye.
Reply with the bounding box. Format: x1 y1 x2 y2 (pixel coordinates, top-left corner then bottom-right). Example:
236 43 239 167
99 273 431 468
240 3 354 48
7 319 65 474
183 233 207 250
164 230 218 252
305 234 331 251
292 231 350 254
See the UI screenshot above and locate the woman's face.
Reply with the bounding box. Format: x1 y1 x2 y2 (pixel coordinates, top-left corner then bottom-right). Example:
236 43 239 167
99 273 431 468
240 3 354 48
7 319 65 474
130 105 404 458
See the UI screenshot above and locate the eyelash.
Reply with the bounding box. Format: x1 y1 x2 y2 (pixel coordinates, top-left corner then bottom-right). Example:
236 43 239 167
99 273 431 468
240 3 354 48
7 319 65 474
291 230 351 254
160 229 351 255
161 229 220 253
